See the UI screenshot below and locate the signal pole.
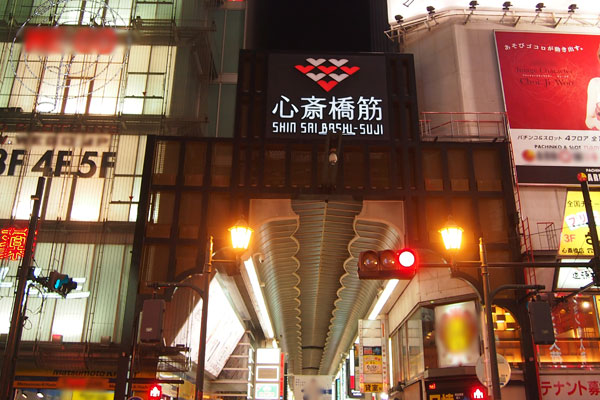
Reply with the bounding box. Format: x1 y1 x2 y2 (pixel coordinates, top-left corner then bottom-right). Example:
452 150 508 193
0 177 45 400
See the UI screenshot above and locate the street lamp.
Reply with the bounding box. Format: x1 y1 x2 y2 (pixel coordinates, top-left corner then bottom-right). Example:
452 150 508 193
197 222 252 400
439 220 502 400
439 217 463 251
148 220 253 400
229 220 254 250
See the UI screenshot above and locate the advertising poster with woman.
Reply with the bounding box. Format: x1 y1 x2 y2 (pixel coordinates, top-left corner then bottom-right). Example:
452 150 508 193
495 31 600 184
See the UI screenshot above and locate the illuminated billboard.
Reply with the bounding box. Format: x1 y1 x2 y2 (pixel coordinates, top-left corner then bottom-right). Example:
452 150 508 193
434 301 480 367
266 53 390 139
558 191 600 256
495 31 600 184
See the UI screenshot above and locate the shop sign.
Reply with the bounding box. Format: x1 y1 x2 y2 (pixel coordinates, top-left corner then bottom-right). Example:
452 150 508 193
425 378 486 400
358 319 387 393
495 31 600 185
14 369 149 391
266 54 390 139
0 133 115 178
540 374 600 399
256 383 279 400
559 191 600 256
362 355 382 374
0 227 32 261
555 265 594 290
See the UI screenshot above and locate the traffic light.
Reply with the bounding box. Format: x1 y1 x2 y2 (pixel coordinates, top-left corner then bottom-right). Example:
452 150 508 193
528 301 555 345
47 270 77 296
148 383 162 400
358 248 417 280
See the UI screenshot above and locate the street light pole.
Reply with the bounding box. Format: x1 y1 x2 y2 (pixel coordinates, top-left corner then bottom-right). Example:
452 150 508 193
0 177 45 400
195 235 213 400
147 221 252 400
480 238 502 400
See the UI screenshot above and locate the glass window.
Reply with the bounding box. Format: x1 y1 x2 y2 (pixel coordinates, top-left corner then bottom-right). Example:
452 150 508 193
153 141 179 185
422 149 443 191
146 191 175 238
264 145 285 187
538 296 600 364
222 10 245 74
473 149 502 191
218 84 237 138
179 192 202 239
369 147 391 189
184 142 207 186
492 306 523 363
7 45 128 114
343 146 365 189
407 310 424 379
447 148 470 191
211 143 232 187
422 307 437 369
290 146 312 188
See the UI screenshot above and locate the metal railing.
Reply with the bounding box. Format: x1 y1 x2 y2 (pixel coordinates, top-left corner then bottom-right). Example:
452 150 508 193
535 221 560 251
419 111 508 141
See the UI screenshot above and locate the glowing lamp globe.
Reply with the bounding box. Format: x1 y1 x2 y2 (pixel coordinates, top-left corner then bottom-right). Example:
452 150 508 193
229 221 253 250
439 219 464 251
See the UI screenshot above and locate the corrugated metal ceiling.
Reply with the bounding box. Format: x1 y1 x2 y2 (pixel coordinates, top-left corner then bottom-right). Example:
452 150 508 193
253 200 403 375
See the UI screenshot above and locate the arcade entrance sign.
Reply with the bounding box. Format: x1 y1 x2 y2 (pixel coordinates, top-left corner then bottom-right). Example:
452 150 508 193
266 53 390 139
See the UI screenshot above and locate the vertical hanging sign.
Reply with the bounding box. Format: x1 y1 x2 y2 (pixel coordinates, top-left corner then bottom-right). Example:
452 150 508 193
358 319 388 394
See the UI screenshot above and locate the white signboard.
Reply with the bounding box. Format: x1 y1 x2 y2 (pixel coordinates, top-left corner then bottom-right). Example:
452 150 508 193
556 267 594 290
387 1 600 24
293 375 333 400
475 353 512 388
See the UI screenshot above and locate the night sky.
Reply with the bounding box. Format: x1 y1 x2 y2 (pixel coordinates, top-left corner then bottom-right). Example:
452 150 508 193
253 0 372 52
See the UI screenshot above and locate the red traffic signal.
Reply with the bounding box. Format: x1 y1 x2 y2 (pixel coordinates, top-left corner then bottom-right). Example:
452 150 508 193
358 248 417 280
470 386 487 400
148 384 162 400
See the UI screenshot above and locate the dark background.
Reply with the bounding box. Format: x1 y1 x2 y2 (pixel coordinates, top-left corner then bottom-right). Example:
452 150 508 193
248 0 392 52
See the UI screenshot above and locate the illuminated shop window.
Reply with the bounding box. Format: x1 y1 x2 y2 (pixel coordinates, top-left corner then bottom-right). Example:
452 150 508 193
538 296 600 365
492 306 523 363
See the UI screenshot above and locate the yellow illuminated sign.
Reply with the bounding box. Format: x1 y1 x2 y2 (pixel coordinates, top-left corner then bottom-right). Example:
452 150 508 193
361 383 382 393
559 191 600 256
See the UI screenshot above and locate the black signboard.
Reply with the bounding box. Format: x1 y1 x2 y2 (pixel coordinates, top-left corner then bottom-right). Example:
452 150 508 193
266 53 390 139
425 378 488 400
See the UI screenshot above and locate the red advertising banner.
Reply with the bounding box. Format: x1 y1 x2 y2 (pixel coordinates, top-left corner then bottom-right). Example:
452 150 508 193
495 31 600 184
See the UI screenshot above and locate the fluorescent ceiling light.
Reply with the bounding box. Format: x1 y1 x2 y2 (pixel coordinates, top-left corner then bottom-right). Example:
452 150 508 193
368 279 399 320
244 258 275 339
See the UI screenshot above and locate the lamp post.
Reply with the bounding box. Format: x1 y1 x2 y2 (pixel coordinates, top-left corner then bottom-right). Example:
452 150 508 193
148 221 253 400
439 220 502 400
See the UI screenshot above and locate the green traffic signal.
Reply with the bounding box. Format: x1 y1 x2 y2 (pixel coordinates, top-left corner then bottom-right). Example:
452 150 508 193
47 270 77 296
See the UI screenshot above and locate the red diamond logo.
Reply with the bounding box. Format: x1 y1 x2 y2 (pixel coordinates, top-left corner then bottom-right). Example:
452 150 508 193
295 58 360 92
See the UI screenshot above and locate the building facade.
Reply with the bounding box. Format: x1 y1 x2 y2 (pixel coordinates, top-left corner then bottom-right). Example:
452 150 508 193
0 0 248 398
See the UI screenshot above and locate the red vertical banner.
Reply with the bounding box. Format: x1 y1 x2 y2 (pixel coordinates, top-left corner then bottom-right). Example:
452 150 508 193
279 351 285 399
0 227 32 261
